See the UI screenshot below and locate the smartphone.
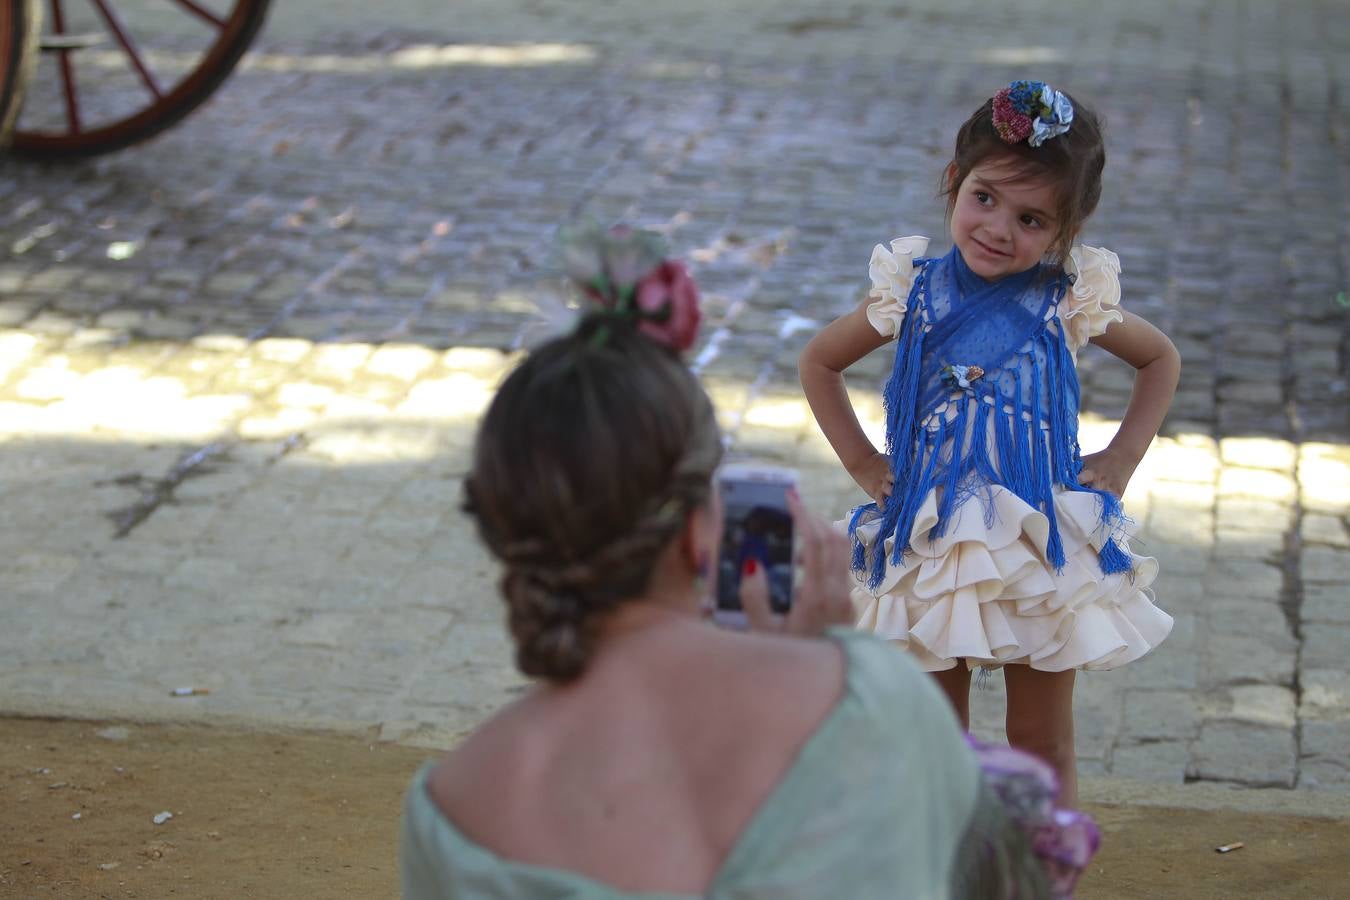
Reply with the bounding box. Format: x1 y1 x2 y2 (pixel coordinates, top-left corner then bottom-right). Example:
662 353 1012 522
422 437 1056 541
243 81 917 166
713 463 797 629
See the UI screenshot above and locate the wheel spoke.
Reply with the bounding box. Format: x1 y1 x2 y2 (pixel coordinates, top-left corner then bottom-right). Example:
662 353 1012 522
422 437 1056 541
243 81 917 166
169 0 227 30
49 0 83 134
14 0 270 157
89 0 165 100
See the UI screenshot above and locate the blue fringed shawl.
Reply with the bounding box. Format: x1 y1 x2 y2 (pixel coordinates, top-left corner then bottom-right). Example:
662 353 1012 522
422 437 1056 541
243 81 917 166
850 247 1134 591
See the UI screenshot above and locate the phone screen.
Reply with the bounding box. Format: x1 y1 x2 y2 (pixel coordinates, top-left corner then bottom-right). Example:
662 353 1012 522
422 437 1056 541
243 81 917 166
715 464 796 625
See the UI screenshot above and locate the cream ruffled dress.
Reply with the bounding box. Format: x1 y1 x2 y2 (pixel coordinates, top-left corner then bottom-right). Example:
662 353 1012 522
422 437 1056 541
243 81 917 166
849 236 1173 673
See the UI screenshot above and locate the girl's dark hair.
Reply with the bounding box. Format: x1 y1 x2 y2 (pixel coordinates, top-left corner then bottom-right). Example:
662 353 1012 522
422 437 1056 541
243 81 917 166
464 315 722 682
941 90 1105 262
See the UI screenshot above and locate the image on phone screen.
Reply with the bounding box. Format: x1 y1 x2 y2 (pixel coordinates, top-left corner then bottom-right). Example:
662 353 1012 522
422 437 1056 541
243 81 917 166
715 465 796 625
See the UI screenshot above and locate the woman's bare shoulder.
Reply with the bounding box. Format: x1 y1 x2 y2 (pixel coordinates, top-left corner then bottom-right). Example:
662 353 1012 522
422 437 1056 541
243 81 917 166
690 629 850 749
422 630 848 840
423 692 548 820
736 631 847 702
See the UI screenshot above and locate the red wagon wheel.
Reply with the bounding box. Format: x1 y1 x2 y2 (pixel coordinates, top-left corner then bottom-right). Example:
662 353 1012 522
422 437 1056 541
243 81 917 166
11 0 270 158
0 0 41 143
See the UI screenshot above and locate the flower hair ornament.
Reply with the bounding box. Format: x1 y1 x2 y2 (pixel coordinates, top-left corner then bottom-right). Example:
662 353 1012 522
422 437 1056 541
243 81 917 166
992 80 1074 148
558 220 702 354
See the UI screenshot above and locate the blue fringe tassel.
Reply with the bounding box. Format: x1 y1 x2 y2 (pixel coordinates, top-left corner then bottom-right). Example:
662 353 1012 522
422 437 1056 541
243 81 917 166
1044 327 1080 484
994 375 1035 509
1098 537 1133 575
1029 335 1066 571
872 419 945 590
847 502 873 572
968 401 1001 531
931 400 969 540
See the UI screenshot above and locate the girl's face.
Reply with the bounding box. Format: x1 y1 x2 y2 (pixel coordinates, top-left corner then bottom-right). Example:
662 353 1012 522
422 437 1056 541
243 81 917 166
949 157 1060 280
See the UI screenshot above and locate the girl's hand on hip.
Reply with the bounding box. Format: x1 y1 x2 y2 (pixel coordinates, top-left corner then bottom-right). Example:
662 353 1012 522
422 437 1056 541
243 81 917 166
1078 448 1139 498
848 451 894 505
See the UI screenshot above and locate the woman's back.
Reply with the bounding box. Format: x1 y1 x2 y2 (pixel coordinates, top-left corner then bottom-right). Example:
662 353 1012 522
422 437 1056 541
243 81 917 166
403 627 981 899
425 618 844 893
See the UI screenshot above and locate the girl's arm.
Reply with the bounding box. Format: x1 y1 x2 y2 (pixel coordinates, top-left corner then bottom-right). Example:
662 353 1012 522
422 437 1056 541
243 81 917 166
1079 310 1181 497
799 301 896 503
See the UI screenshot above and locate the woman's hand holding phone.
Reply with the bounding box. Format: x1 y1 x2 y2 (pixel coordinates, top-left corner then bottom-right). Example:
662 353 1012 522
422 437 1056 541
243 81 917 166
740 488 855 636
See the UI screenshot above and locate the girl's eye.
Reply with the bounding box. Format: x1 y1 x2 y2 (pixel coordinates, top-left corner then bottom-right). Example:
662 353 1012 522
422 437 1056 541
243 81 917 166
1021 215 1042 229
974 191 992 204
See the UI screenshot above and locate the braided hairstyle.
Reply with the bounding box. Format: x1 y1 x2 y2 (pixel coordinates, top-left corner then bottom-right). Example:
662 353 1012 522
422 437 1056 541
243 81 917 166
465 314 722 682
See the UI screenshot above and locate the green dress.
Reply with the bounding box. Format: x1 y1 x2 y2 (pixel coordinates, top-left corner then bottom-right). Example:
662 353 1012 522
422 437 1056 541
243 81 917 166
400 629 999 899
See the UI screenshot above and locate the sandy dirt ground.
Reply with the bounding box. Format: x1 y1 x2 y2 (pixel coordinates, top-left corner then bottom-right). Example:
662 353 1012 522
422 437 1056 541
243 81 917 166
1 718 1347 899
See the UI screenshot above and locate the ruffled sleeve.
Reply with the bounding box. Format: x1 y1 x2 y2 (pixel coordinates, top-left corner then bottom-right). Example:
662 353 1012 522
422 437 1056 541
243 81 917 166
865 235 929 339
1060 244 1124 351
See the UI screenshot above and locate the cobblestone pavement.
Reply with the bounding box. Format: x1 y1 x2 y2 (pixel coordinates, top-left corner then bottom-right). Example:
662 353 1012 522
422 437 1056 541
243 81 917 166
1 0 1348 794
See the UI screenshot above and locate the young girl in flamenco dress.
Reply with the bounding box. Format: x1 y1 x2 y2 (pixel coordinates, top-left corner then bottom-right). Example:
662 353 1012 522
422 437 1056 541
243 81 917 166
800 81 1180 806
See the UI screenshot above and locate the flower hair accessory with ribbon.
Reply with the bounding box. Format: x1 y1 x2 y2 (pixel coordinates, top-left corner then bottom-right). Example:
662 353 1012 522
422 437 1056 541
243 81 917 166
559 220 702 354
992 80 1074 148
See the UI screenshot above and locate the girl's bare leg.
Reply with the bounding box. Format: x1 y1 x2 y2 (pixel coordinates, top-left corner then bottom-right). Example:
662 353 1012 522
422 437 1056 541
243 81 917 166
930 664 973 731
1004 665 1078 807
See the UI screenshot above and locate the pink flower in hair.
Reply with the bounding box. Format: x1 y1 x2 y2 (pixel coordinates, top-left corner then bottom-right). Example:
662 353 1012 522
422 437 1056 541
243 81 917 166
993 89 1034 143
558 219 704 354
635 260 702 353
